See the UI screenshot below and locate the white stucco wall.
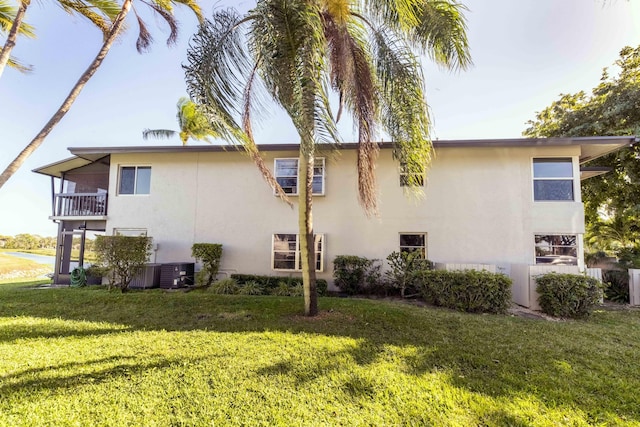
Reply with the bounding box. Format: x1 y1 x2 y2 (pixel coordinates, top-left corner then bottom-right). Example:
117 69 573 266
105 144 585 282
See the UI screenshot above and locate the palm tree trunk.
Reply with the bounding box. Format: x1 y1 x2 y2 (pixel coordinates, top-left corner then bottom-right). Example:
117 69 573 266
0 0 132 190
0 0 29 80
299 148 318 316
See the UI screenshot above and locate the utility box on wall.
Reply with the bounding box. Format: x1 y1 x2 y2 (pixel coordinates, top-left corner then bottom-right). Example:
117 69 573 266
159 263 195 289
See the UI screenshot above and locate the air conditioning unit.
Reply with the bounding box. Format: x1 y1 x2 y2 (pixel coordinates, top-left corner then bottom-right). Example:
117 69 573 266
159 262 195 289
129 263 161 289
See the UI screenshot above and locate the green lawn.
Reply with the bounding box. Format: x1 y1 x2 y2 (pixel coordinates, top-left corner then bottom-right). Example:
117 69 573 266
1 282 639 426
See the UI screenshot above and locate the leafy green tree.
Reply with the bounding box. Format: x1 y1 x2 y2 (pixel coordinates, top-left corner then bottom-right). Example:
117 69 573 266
143 97 220 145
185 0 471 316
524 45 640 258
94 235 152 291
0 0 203 190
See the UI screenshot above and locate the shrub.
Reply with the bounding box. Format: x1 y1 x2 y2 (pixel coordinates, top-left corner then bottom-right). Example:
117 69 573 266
416 269 512 314
333 255 382 295
535 273 603 319
192 243 223 287
231 274 328 296
94 235 153 292
237 280 265 296
209 278 239 295
386 251 434 298
602 270 629 303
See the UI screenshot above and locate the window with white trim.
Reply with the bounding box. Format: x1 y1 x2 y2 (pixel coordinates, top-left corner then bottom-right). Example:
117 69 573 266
118 166 151 195
399 233 427 258
399 163 425 187
114 228 147 237
534 234 577 265
272 234 324 271
274 158 325 195
533 158 574 201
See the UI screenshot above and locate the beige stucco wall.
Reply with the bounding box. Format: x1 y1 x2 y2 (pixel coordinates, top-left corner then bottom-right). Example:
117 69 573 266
105 144 585 282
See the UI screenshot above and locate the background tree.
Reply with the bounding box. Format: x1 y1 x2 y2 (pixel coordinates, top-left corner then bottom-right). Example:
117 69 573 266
143 97 220 145
185 0 471 316
0 0 203 190
0 0 120 79
524 45 640 262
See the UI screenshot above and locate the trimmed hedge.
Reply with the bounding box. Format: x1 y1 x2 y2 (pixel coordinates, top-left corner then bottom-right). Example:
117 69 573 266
416 269 512 314
536 273 603 319
333 255 382 295
231 274 328 296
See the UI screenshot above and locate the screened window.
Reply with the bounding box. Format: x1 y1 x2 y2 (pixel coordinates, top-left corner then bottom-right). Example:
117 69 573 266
399 233 427 258
118 166 151 195
272 234 324 271
534 234 578 265
274 158 325 195
533 158 574 201
399 163 425 187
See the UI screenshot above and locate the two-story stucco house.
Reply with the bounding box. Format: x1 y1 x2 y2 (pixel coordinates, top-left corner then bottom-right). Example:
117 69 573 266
34 136 634 308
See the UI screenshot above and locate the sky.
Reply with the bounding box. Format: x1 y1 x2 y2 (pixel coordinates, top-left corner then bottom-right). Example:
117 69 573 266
0 0 639 237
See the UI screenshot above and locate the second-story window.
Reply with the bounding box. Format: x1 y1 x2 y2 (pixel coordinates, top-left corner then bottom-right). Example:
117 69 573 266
118 166 151 195
274 158 325 196
533 158 574 201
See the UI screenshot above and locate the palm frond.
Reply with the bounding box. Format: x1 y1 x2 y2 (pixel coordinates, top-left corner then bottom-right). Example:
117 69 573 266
134 9 153 52
0 1 35 38
171 0 203 23
7 55 32 73
370 26 432 187
361 0 471 71
142 129 177 140
185 9 291 204
57 0 115 37
145 0 178 46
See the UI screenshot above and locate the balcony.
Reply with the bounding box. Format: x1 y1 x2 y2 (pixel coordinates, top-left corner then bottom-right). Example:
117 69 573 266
53 193 108 218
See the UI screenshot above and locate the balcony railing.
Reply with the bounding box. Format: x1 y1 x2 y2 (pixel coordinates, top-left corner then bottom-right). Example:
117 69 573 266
54 193 107 217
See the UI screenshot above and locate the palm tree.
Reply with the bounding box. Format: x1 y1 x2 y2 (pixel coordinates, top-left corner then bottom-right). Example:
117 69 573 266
0 0 203 190
0 0 121 79
185 0 471 316
143 97 220 145
0 0 36 74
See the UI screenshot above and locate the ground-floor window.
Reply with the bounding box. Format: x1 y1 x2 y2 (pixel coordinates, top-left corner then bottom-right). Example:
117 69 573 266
272 234 324 272
534 234 577 265
113 228 147 237
399 233 427 258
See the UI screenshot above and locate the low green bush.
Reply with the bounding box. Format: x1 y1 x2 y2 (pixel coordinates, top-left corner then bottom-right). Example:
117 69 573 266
416 269 512 314
231 274 328 296
237 280 264 296
192 243 223 287
209 278 239 295
386 251 434 298
333 255 382 295
536 273 603 319
602 270 629 303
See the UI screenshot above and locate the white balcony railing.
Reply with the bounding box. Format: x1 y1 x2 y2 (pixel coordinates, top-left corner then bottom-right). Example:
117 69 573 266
54 193 107 217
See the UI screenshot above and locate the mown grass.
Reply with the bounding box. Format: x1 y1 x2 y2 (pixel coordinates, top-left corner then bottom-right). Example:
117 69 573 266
0 282 639 426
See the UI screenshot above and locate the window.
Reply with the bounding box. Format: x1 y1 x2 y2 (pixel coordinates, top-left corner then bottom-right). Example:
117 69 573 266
533 158 574 201
114 228 147 237
274 158 325 195
399 163 425 187
534 234 577 265
118 166 151 195
399 233 427 258
272 234 324 271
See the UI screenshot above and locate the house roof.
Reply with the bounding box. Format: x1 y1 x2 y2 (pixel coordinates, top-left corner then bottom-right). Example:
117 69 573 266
33 136 635 178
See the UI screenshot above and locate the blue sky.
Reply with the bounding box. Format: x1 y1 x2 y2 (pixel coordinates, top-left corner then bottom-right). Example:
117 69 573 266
0 0 639 237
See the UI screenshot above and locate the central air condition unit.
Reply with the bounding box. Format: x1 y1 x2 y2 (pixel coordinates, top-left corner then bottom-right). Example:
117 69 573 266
129 263 162 289
159 262 195 289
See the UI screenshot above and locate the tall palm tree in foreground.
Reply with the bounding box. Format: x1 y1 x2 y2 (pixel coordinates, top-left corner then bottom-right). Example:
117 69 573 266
0 0 121 79
0 0 203 190
143 97 220 145
185 0 471 316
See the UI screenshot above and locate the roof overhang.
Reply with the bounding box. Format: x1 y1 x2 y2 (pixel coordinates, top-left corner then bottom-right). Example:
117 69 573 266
580 166 612 180
32 156 95 178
